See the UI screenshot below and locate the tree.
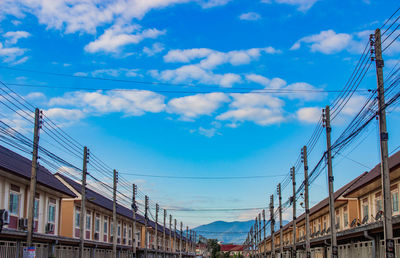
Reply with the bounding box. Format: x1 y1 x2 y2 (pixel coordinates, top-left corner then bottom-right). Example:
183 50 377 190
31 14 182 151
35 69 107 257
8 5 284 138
207 239 220 258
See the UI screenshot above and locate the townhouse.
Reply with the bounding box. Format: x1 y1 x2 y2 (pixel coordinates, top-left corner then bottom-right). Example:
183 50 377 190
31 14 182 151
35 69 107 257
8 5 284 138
253 150 400 256
0 145 76 238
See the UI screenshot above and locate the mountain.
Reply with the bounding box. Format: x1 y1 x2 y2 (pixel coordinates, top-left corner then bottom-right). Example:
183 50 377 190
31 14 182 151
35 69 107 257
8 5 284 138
193 220 289 244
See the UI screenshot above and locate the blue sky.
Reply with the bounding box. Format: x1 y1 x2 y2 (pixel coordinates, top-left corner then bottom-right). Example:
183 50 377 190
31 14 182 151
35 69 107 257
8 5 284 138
0 0 400 228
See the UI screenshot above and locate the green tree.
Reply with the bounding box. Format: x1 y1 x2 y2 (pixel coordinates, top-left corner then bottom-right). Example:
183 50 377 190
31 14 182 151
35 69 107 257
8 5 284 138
207 239 220 258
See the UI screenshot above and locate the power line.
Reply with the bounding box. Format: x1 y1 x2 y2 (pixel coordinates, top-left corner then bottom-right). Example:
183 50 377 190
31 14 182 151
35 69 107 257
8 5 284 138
117 172 288 180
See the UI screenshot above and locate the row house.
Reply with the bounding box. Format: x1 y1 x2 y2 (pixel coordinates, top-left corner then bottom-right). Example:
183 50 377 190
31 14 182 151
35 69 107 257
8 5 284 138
56 173 142 248
0 145 76 237
256 150 400 254
56 173 191 253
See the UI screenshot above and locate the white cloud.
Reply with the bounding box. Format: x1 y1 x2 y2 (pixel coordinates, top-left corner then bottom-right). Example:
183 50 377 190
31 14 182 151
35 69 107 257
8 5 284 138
25 92 45 100
167 93 229 120
341 95 367 116
198 0 232 8
262 0 319 11
85 24 165 54
4 31 30 45
239 12 261 21
143 42 165 56
163 47 280 69
49 90 166 116
296 107 321 123
150 64 242 88
44 108 86 122
216 93 285 126
291 29 376 55
0 42 27 64
291 30 352 54
246 74 270 87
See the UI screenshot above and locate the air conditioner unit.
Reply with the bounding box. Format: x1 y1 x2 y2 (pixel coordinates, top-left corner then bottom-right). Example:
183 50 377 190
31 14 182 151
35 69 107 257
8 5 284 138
18 218 28 229
0 210 9 225
94 232 99 240
46 223 54 233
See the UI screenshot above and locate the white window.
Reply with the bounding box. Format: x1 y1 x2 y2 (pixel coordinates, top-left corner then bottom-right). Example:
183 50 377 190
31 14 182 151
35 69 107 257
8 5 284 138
9 191 20 215
48 199 56 223
34 198 39 219
343 206 348 227
392 190 399 213
118 223 121 237
75 208 81 227
95 215 100 232
86 211 91 230
110 222 113 236
362 198 369 220
104 217 108 234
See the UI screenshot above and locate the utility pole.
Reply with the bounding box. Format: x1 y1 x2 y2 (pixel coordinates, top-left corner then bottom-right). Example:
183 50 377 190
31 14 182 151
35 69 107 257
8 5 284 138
174 219 177 253
169 215 172 253
270 194 275 258
132 184 137 257
155 203 159 255
323 106 338 257
186 226 189 253
27 108 41 247
254 217 258 256
80 147 88 258
278 183 283 256
291 167 297 258
302 146 311 258
250 226 254 257
179 222 183 258
262 209 266 256
163 209 167 257
112 170 118 258
144 195 149 257
259 217 262 256
371 28 395 258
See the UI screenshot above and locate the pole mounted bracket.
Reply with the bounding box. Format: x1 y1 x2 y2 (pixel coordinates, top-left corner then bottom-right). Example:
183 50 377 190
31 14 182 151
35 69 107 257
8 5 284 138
376 59 384 68
381 132 388 141
329 176 334 182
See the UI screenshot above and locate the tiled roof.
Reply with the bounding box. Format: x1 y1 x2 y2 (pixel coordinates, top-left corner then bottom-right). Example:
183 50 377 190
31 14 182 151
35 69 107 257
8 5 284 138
57 173 189 240
220 244 243 252
0 144 76 197
343 150 400 196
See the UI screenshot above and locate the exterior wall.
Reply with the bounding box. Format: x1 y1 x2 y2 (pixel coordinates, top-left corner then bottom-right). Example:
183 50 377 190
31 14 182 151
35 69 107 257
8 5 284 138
0 173 62 235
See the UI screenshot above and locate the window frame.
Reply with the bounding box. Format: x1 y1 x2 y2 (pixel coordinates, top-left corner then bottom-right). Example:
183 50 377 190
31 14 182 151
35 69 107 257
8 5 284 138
9 190 20 216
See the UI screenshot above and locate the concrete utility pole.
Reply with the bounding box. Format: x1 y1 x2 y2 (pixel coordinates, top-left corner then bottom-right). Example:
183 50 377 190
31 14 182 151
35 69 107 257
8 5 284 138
80 147 88 258
323 106 338 257
169 215 172 252
278 183 283 256
163 209 167 257
144 195 149 257
179 222 183 258
113 169 118 258
372 28 395 258
132 184 137 257
155 203 159 255
270 194 275 258
291 167 297 258
27 108 41 247
302 146 311 258
186 226 189 253
262 209 266 242
250 226 254 257
258 213 262 256
254 217 258 255
174 219 177 253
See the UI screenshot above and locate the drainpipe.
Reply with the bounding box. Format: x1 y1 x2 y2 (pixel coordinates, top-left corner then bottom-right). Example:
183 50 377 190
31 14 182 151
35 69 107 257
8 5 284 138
364 230 375 258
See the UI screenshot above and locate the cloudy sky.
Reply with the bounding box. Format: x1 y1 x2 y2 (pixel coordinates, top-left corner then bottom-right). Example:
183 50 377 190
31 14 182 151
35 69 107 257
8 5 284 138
0 0 400 228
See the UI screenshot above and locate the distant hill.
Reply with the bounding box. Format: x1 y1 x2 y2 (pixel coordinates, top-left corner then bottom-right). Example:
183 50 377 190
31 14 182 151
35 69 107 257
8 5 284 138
193 220 289 244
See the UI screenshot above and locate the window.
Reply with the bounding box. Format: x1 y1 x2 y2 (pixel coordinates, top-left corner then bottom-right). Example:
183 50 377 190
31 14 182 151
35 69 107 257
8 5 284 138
9 191 20 215
75 208 81 227
124 225 127 238
86 212 91 230
118 223 121 236
34 199 39 219
129 227 132 238
104 217 108 234
95 215 100 232
392 191 399 213
335 210 340 229
362 198 369 219
343 206 348 227
110 222 113 236
48 203 56 223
